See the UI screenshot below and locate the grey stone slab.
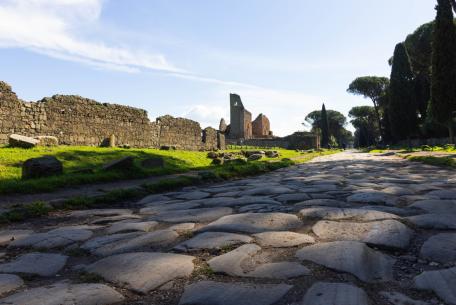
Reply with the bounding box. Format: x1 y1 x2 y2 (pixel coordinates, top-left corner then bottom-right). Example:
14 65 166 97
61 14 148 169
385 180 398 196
69 209 132 218
86 229 178 256
0 283 124 305
379 291 430 305
253 231 314 247
139 202 201 215
9 227 93 249
169 223 196 233
294 199 351 208
175 191 211 200
136 194 171 205
382 186 415 196
106 221 158 234
359 205 412 216
195 196 280 208
178 281 292 305
414 267 456 305
300 282 369 305
427 190 456 199
90 214 142 225
81 232 141 252
312 220 413 249
174 232 252 251
410 200 456 214
208 244 261 276
300 207 400 221
86 252 195 293
0 253 67 276
407 213 456 229
347 191 397 205
0 230 33 246
296 241 395 282
0 274 23 296
200 213 302 233
239 186 294 196
238 204 288 213
420 233 456 264
274 193 311 203
246 262 310 279
150 207 233 223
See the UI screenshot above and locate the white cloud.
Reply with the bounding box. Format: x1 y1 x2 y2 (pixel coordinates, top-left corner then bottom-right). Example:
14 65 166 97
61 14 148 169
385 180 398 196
0 0 181 72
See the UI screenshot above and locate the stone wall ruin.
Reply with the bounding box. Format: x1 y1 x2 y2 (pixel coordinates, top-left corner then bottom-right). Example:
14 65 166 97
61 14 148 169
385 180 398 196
0 81 225 150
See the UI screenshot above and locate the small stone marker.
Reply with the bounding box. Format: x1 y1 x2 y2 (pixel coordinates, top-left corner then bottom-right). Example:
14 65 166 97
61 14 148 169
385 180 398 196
102 156 134 171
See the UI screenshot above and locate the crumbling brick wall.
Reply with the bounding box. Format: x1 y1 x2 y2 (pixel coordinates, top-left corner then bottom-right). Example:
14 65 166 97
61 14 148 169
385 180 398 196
252 114 271 138
0 81 223 150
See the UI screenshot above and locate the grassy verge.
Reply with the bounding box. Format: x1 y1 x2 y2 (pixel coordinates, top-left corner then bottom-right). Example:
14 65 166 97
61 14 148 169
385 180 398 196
0 146 305 194
0 150 339 223
403 155 456 168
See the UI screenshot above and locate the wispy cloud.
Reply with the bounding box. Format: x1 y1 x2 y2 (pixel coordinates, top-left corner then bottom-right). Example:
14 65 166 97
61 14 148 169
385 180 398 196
0 0 182 73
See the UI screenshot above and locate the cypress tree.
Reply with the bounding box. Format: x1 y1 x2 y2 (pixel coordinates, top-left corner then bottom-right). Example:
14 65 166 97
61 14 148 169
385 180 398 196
389 43 418 144
321 103 330 148
430 0 456 143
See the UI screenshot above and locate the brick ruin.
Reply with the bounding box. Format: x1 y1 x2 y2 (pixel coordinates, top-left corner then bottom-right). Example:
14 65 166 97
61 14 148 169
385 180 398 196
222 93 318 149
0 81 225 151
225 93 272 140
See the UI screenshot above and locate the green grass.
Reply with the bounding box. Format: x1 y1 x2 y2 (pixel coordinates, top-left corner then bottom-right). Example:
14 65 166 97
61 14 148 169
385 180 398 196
0 146 310 194
404 155 456 168
367 144 456 154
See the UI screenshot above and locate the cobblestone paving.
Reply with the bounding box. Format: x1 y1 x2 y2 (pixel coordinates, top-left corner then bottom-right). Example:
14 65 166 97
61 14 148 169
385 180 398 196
0 151 455 305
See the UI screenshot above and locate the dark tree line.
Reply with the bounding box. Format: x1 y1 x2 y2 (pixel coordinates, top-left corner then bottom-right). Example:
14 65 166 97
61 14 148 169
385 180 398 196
347 0 456 147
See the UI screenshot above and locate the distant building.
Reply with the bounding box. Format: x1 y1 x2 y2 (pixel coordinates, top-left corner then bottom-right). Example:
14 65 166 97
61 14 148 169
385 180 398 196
224 93 272 140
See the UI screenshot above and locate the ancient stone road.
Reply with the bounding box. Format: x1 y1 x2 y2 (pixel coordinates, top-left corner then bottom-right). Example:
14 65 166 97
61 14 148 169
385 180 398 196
0 151 456 305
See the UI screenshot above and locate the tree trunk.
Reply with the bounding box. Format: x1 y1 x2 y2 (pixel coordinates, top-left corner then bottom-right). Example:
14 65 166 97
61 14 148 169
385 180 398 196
448 122 455 144
372 100 384 144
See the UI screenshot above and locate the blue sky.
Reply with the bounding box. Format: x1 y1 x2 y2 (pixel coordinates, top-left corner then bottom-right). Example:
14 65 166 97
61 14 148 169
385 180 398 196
0 0 436 136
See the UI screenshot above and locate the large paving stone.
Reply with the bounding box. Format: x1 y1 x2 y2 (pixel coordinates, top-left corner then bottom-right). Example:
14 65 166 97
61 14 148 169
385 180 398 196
139 202 201 215
150 207 233 223
200 213 302 234
0 283 124 305
239 186 294 196
407 213 456 229
347 191 396 205
238 203 287 213
382 186 415 196
136 193 171 205
300 207 400 221
246 262 310 279
195 196 280 208
178 281 292 305
174 232 252 252
106 221 158 234
84 229 178 256
0 230 33 246
0 274 23 295
414 267 456 305
300 282 369 305
81 232 142 252
208 244 261 276
420 233 456 263
379 291 430 305
296 241 395 282
274 193 311 203
9 227 93 249
69 209 133 218
410 200 456 214
253 231 314 247
294 199 351 208
90 214 142 225
427 190 456 199
86 252 195 293
0 253 67 276
312 220 413 249
175 190 211 200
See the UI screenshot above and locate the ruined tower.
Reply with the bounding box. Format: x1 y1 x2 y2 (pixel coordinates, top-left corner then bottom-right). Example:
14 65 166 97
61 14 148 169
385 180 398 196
252 113 271 138
229 93 252 139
